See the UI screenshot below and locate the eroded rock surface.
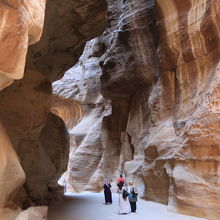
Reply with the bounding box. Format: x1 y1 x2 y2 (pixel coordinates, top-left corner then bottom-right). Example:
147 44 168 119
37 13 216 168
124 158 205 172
0 0 219 219
15 206 47 220
0 122 25 220
151 0 220 218
52 39 112 192
0 0 107 218
53 0 220 219
52 0 157 191
0 0 46 90
0 69 68 206
29 0 107 81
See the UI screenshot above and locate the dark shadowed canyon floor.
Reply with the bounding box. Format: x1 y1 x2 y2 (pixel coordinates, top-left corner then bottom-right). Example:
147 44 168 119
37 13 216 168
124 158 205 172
48 192 206 220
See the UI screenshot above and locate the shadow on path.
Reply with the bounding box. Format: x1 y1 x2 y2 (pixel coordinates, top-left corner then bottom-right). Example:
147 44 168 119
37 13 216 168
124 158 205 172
48 192 206 220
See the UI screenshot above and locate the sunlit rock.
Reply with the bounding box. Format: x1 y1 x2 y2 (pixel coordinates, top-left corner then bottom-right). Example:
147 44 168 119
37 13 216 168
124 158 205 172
0 122 25 220
52 38 112 192
15 206 47 220
0 0 46 90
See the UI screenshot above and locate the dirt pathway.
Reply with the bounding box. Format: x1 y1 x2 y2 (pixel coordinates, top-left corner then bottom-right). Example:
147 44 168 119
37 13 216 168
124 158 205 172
48 192 206 220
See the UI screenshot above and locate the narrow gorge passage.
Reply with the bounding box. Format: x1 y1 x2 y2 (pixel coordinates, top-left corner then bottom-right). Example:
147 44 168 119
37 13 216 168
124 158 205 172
48 193 205 220
0 0 219 220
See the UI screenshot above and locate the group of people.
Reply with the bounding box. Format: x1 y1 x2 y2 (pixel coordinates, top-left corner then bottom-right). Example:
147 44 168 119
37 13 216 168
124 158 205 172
103 175 138 214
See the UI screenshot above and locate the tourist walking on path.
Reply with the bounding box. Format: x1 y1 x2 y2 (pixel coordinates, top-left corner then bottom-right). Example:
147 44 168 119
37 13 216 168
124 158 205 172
118 183 131 214
128 181 138 213
117 174 125 190
103 179 112 205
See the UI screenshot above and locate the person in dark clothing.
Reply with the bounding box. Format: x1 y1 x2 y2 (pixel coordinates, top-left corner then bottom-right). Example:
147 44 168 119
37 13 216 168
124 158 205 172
103 179 112 205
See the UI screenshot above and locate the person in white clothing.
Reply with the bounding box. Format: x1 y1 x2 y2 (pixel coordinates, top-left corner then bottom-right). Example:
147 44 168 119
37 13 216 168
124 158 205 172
118 183 131 214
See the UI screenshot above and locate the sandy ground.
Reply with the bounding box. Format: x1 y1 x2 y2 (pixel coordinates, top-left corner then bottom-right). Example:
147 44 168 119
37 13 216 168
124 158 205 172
48 192 206 220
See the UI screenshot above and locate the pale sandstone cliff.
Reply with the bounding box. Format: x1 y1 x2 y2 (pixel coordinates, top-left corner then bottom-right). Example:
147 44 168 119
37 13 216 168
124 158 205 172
52 39 112 192
53 0 220 219
0 1 46 219
151 0 220 218
0 0 219 219
0 0 46 90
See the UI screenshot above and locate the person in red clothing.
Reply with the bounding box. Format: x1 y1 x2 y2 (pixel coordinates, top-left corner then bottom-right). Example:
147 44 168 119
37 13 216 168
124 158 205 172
117 174 125 190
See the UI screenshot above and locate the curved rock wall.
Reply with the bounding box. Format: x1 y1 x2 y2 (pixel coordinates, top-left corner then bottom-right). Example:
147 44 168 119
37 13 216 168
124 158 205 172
0 0 107 219
0 0 219 219
152 0 220 218
99 0 158 191
0 0 46 90
29 0 107 81
0 122 25 220
52 0 158 191
0 1 46 218
52 38 112 192
53 0 220 219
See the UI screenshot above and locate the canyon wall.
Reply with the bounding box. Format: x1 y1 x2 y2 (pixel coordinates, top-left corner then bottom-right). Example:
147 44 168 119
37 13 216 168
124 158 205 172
54 0 220 219
0 0 219 219
52 39 112 192
152 0 220 218
0 0 107 219
52 0 158 192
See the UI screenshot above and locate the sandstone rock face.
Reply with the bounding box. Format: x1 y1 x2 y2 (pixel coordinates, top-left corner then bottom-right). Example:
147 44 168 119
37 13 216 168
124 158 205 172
52 39 112 192
0 69 68 205
29 0 107 81
100 0 158 98
0 0 219 219
0 0 46 90
52 0 158 192
151 0 220 218
99 0 158 191
15 206 47 220
0 0 107 218
0 0 46 218
52 0 220 219
0 122 25 220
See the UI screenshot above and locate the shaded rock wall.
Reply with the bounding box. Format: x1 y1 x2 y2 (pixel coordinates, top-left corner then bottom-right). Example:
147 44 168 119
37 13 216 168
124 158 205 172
29 0 107 81
53 0 220 219
0 0 107 219
0 69 55 206
0 1 46 218
0 122 25 220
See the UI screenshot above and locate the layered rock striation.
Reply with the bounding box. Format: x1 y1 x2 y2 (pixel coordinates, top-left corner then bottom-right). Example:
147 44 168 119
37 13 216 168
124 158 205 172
0 0 107 219
52 39 112 192
53 0 220 219
0 0 46 90
151 0 220 218
0 0 219 219
52 0 158 193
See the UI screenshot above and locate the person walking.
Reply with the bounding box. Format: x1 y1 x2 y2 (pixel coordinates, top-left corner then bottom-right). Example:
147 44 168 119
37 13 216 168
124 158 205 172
128 181 138 213
118 183 131 214
103 179 112 205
